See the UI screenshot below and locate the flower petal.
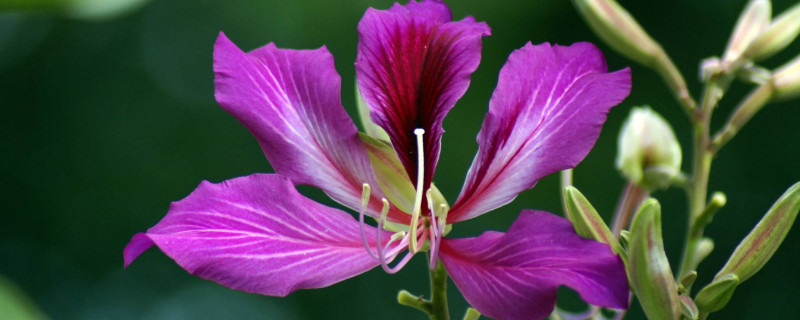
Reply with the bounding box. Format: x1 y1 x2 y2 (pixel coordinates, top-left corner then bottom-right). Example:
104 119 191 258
355 0 490 190
123 174 393 297
213 32 405 222
450 42 631 222
439 210 629 320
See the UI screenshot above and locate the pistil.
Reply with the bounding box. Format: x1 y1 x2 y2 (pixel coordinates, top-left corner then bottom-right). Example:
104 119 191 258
409 128 426 253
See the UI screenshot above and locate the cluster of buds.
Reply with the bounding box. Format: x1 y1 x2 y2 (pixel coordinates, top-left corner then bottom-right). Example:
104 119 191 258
574 1 800 319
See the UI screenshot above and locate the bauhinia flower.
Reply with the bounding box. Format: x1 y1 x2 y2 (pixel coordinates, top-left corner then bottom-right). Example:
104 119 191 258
123 1 632 319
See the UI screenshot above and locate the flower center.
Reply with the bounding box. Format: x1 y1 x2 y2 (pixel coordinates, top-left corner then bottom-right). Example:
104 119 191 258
357 128 449 273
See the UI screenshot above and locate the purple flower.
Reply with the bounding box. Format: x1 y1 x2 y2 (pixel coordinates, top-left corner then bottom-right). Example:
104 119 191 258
124 1 632 319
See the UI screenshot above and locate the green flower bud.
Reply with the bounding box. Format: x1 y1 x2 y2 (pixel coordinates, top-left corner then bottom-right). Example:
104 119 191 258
573 0 694 111
616 107 682 190
693 237 714 267
716 182 800 283
746 2 800 61
572 0 661 68
628 199 681 320
679 271 698 292
722 0 771 68
773 53 800 100
680 295 699 320
694 273 739 313
564 186 624 256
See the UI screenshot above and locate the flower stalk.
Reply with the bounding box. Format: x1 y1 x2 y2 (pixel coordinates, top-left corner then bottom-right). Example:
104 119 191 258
430 259 450 320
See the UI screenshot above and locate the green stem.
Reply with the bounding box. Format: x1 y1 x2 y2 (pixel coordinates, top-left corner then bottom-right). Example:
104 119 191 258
430 259 450 320
677 77 718 288
397 257 450 320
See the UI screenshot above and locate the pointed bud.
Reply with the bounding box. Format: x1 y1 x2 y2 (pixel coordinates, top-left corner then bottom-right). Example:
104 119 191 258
694 273 739 313
722 0 771 68
564 186 624 256
680 296 699 320
628 199 681 320
772 53 800 100
573 0 694 111
716 182 800 282
617 107 682 190
693 238 715 267
572 0 661 67
679 271 698 291
746 3 800 61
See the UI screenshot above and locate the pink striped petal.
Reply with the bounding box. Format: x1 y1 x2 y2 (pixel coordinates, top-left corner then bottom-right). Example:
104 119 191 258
214 32 406 222
439 210 629 320
123 174 393 297
355 0 490 191
450 42 631 222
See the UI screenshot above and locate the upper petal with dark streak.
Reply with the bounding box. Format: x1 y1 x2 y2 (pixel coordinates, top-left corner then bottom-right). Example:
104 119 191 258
356 0 490 191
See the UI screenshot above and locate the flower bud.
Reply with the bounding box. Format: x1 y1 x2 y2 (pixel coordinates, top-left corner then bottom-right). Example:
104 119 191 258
722 0 771 68
679 271 698 292
746 2 800 61
564 186 624 256
716 182 800 283
680 296 699 320
772 53 800 100
573 0 695 111
694 273 739 313
616 107 682 190
628 199 681 320
572 0 661 68
693 237 714 267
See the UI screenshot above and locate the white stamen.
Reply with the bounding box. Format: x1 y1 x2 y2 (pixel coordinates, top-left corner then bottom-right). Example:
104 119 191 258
409 128 426 253
358 184 377 259
376 198 415 274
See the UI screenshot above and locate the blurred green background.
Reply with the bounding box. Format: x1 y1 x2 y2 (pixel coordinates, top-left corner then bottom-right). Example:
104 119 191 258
2 0 799 319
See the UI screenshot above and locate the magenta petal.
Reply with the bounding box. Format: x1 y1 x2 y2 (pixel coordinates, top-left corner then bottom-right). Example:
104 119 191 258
355 0 490 189
450 42 631 222
439 210 629 320
122 174 393 297
123 233 154 268
213 33 404 222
